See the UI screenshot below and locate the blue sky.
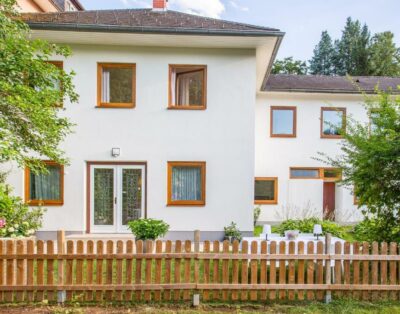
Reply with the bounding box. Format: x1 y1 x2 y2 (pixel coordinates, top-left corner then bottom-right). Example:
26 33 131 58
79 0 400 61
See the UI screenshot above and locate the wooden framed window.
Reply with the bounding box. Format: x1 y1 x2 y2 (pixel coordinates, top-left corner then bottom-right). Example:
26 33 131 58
45 61 63 106
97 63 136 108
290 167 321 179
321 168 342 181
25 161 64 206
270 106 297 137
167 162 206 206
321 107 346 138
168 65 207 110
254 177 278 205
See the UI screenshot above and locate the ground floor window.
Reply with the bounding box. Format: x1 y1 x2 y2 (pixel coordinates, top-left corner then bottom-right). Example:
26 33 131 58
254 177 278 204
25 161 64 206
167 161 206 206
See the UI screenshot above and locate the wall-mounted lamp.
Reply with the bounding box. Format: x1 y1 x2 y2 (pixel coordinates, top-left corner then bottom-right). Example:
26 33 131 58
111 148 121 157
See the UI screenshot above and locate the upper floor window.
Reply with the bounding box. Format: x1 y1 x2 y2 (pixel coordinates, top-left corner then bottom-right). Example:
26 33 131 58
97 63 136 108
254 177 278 204
290 168 320 179
321 107 346 138
169 65 207 110
47 61 63 106
25 161 64 206
270 106 296 137
167 161 206 206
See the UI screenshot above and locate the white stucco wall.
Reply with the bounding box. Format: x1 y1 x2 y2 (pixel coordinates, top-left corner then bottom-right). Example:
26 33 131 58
255 92 366 224
6 45 256 234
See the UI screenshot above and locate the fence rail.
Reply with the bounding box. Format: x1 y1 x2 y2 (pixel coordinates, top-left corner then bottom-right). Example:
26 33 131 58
0 236 399 303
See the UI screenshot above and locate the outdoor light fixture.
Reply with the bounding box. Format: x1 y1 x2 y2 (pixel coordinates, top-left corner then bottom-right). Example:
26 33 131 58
111 147 120 157
313 224 323 240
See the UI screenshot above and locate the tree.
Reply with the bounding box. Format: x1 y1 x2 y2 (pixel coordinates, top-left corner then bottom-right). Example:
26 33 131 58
333 17 370 75
321 88 400 241
309 31 335 75
272 57 308 75
0 0 78 172
368 32 400 76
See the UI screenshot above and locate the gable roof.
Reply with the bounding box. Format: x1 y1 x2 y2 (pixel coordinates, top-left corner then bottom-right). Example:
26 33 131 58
264 74 400 94
21 9 282 36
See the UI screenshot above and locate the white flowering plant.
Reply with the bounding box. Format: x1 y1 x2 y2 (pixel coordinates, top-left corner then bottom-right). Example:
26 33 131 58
0 183 45 238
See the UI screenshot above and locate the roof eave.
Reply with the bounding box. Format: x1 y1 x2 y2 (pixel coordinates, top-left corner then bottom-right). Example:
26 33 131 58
262 88 399 95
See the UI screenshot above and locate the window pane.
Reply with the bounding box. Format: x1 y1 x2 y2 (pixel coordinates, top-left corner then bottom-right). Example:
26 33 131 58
323 169 341 179
102 67 133 103
322 110 344 136
291 169 320 178
122 169 142 225
171 166 202 201
94 168 114 225
255 180 275 201
272 109 294 135
30 165 61 200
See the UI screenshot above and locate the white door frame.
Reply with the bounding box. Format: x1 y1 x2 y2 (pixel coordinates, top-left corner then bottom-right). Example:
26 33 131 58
87 162 147 234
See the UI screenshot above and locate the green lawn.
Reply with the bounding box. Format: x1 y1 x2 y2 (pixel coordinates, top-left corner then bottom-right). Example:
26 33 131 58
1 300 400 313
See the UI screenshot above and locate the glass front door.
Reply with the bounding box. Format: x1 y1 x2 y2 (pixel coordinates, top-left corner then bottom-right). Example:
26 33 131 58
90 164 145 233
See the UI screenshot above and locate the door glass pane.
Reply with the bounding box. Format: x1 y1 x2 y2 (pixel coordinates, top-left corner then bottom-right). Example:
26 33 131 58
122 169 142 225
94 168 114 225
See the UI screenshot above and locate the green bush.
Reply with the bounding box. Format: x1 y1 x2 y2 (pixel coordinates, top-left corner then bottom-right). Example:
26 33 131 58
127 218 169 240
0 184 45 238
353 216 400 243
224 222 242 242
272 217 348 239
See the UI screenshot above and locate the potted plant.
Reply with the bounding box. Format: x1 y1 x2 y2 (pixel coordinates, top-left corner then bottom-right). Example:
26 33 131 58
128 218 169 239
224 222 242 243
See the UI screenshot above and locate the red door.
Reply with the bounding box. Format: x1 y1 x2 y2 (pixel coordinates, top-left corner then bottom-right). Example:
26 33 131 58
323 182 335 220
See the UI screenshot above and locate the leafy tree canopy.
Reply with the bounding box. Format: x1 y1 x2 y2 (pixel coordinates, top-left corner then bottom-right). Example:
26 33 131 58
0 0 78 173
271 57 307 75
309 31 334 75
368 32 400 76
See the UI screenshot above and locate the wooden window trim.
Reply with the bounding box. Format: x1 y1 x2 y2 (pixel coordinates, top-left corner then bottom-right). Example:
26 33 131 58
24 161 64 206
167 161 206 206
320 107 347 139
290 167 321 179
168 64 207 110
97 63 136 109
321 167 342 181
254 177 278 205
270 106 297 138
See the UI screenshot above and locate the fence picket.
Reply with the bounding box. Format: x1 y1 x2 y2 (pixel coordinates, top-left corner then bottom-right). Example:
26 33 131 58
16 240 24 302
288 241 295 300
269 241 277 300
95 240 104 301
144 240 153 301
26 240 34 302
389 242 397 300
240 241 248 301
362 242 369 301
125 240 134 301
163 240 172 301
115 241 123 301
5 240 14 302
75 240 84 301
86 240 94 301
334 242 342 298
380 242 388 300
316 241 324 300
105 241 114 300
46 241 54 302
212 240 220 301
343 242 351 298
353 242 361 300
306 241 314 300
231 240 239 301
222 240 230 301
250 241 258 301
183 240 192 301
371 242 379 301
135 240 143 302
297 241 305 300
0 241 3 302
65 241 73 301
36 240 44 302
202 241 210 301
278 241 286 300
173 240 182 301
154 240 163 301
260 240 267 301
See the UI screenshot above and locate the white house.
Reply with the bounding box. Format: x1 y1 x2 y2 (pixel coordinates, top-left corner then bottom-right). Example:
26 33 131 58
6 1 400 239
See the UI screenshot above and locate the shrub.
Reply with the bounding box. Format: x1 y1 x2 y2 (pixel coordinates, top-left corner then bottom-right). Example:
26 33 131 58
353 216 400 243
253 206 261 226
0 184 45 238
127 218 169 240
272 217 348 239
224 222 242 242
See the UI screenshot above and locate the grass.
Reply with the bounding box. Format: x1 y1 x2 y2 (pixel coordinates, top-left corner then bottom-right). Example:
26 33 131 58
1 300 400 313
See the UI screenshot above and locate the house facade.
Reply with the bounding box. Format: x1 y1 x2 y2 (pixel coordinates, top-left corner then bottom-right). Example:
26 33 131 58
6 1 400 239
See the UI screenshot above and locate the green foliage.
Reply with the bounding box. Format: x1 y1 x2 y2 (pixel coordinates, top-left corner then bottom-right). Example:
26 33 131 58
368 32 400 76
253 206 261 226
320 89 400 238
309 31 335 75
353 216 400 243
0 0 78 172
272 57 308 75
223 222 242 242
127 219 169 240
0 183 45 237
272 217 348 239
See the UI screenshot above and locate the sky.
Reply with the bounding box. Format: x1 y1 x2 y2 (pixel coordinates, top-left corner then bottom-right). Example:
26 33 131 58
79 0 400 61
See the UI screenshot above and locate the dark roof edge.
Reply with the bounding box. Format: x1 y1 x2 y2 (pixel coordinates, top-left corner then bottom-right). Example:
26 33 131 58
26 22 285 37
262 88 400 95
70 0 84 10
261 35 283 91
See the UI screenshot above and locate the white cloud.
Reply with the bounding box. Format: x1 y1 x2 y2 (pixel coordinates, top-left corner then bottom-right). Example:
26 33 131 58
229 0 249 12
169 0 225 18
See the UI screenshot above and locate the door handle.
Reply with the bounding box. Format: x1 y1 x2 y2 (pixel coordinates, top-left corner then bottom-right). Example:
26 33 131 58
114 197 117 205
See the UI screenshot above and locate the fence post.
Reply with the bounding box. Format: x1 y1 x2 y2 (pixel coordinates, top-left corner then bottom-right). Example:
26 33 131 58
325 233 332 304
193 230 200 307
57 230 66 304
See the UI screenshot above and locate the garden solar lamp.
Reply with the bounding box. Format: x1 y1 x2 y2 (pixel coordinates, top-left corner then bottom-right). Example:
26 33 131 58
263 224 272 241
313 224 323 240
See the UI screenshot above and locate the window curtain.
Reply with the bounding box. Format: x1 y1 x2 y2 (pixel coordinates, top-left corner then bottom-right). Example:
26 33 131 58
176 73 191 106
172 167 201 201
170 70 176 105
30 166 61 200
102 69 110 103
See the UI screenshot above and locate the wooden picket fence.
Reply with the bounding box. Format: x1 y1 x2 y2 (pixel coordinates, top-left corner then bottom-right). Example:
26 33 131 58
0 235 399 303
